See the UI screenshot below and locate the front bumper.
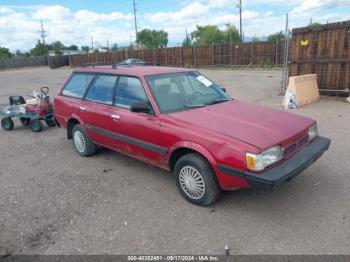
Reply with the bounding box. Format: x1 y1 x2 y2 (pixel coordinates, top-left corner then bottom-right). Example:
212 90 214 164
245 136 331 190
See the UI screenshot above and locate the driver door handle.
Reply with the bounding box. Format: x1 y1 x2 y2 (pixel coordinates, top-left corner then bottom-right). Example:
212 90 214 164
111 114 120 120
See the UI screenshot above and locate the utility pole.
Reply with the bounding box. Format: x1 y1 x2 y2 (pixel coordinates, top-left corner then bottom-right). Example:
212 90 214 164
133 0 138 50
91 35 94 52
39 19 46 45
236 0 243 42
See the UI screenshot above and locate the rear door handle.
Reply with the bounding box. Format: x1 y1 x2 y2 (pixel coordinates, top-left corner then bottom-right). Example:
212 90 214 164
111 114 120 120
80 106 86 111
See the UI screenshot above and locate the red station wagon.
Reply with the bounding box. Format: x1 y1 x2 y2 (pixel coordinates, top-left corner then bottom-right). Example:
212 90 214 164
54 66 331 206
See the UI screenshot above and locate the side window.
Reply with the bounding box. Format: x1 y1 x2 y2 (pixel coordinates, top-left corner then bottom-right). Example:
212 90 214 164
116 76 148 108
85 75 117 105
62 74 94 98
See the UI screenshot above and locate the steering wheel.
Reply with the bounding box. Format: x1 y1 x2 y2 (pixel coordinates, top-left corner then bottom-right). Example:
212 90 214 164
189 91 203 102
41 87 49 95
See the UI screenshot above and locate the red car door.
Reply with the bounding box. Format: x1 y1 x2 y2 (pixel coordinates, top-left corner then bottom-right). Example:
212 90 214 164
109 76 166 165
78 74 118 147
55 73 95 128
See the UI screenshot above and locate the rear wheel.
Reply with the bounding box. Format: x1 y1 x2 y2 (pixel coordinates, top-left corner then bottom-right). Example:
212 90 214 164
72 124 96 157
30 119 43 132
20 117 31 126
174 153 221 206
1 117 14 131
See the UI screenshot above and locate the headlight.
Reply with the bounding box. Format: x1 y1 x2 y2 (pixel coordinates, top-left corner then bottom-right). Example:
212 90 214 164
246 146 283 171
308 124 318 141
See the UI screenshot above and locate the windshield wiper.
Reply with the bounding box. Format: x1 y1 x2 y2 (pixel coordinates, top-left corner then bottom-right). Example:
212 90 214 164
184 104 206 109
206 98 231 105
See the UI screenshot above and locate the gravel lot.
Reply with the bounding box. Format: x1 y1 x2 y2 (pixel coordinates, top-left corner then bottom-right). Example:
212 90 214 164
0 67 349 255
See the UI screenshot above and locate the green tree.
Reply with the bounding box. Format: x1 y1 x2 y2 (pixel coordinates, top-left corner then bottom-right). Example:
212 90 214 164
223 24 240 43
67 44 78 51
267 31 285 42
81 46 90 53
191 25 224 45
111 43 118 51
0 47 13 59
136 29 168 48
182 34 192 47
252 36 260 42
49 40 65 55
30 40 48 56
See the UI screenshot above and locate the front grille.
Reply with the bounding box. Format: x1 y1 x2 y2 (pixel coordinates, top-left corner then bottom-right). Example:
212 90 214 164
283 135 309 157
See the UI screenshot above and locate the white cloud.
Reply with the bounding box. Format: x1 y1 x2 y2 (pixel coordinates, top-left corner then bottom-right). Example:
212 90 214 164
291 0 350 14
0 1 348 51
0 5 133 51
146 2 209 24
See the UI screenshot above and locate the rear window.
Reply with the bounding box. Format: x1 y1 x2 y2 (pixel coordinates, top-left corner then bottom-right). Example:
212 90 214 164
62 73 94 98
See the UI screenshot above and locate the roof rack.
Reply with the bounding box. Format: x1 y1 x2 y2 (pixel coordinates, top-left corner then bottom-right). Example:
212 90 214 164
81 62 160 68
81 62 110 68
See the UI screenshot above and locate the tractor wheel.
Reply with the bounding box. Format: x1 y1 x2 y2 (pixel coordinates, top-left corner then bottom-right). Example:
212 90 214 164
30 119 43 132
1 117 14 131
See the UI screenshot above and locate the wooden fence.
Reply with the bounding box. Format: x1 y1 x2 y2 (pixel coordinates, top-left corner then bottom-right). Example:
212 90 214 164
0 55 69 69
289 20 350 91
0 56 48 69
68 41 286 67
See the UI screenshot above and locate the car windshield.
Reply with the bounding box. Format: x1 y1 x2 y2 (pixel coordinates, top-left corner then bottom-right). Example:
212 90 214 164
146 71 231 113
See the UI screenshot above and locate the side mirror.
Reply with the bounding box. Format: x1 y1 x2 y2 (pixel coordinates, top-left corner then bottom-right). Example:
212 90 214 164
130 101 151 114
221 87 227 93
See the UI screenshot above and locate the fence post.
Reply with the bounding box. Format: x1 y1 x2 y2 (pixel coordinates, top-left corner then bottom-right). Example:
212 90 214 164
275 39 279 65
153 48 156 64
281 13 289 94
179 46 183 67
212 43 214 66
193 45 197 66
164 48 168 65
251 40 254 64
230 42 232 65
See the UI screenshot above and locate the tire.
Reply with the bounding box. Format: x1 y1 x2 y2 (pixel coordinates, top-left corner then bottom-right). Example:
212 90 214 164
30 119 43 132
45 117 56 127
20 117 31 126
174 153 221 206
1 117 14 131
72 124 96 157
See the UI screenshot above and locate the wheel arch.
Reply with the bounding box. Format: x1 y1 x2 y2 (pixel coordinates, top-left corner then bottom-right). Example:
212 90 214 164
168 142 217 172
67 116 82 139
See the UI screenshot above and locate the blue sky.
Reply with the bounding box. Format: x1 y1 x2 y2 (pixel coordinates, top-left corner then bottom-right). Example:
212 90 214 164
1 0 350 51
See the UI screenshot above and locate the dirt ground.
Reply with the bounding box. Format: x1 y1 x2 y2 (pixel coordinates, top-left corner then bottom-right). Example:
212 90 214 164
0 67 349 255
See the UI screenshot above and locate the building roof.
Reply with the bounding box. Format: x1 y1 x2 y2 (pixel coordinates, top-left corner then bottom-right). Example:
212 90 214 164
74 66 194 77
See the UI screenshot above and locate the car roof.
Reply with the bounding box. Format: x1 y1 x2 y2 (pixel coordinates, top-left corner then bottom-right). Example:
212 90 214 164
74 66 194 77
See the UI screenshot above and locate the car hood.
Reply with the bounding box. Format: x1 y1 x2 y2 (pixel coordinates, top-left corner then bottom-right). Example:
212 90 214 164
167 100 314 149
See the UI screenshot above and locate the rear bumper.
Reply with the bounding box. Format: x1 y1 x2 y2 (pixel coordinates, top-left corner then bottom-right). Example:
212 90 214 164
245 136 331 190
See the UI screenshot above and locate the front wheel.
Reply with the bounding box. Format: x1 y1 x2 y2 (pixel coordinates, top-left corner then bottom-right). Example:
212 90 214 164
72 124 96 157
174 153 221 206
